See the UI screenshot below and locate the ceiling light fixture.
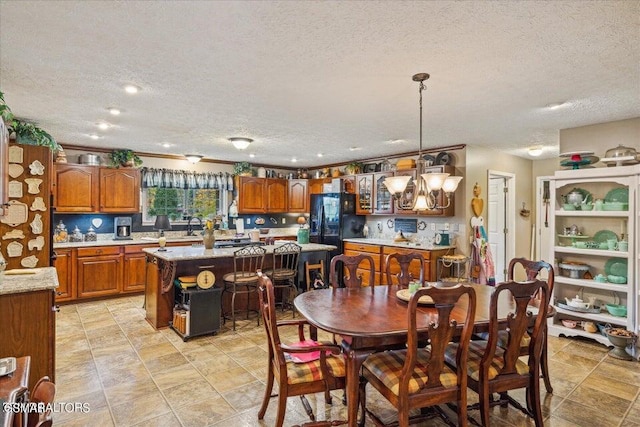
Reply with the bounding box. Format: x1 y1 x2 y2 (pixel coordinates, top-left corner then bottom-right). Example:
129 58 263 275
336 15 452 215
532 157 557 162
349 147 362 151
545 102 566 110
383 73 462 211
88 134 100 140
107 107 121 115
528 146 543 157
124 85 140 94
317 153 323 157
229 137 253 150
185 154 203 164
291 158 297 163
249 153 256 158
97 122 111 130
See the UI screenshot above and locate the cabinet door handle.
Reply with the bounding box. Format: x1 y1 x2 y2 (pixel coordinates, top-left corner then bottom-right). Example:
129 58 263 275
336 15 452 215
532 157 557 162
56 291 62 296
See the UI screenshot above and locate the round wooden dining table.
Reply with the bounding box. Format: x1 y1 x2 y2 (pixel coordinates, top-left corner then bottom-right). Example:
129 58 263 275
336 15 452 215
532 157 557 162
294 283 540 427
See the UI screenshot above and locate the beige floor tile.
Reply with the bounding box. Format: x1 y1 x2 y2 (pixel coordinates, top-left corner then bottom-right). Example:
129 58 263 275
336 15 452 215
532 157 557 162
136 341 178 361
111 389 172 426
88 330 130 350
152 364 203 390
181 344 224 363
130 412 182 427
204 366 259 393
56 348 94 370
92 344 140 371
566 383 632 415
103 377 160 405
553 399 622 426
222 380 268 412
591 360 640 387
98 362 153 389
54 407 114 427
53 390 109 423
543 415 583 427
163 378 219 409
174 395 237 427
83 316 119 331
144 351 189 374
225 346 268 368
580 372 639 401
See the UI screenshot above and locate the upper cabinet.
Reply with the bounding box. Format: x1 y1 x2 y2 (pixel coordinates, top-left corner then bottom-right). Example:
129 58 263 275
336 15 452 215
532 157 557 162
238 176 289 214
99 168 140 213
355 174 373 215
53 164 140 213
288 179 308 213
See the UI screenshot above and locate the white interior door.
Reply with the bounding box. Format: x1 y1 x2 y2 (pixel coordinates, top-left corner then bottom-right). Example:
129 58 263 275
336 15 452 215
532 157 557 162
488 176 507 282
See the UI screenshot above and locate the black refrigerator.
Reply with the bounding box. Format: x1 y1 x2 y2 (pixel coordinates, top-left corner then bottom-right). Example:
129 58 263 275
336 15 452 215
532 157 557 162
309 193 365 260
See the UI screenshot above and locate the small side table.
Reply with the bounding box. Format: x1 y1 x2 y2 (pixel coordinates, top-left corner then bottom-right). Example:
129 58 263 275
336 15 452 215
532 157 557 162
437 255 469 283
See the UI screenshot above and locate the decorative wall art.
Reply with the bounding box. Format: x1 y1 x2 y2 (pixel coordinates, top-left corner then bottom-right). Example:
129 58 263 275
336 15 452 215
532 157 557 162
8 145 23 163
24 178 43 194
2 230 25 240
0 201 28 226
28 160 45 175
8 181 22 198
8 164 24 178
21 255 38 268
7 241 23 258
30 197 46 211
28 236 45 251
30 214 43 234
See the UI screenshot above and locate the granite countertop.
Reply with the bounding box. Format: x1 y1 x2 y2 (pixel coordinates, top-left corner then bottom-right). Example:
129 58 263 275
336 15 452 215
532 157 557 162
343 237 456 251
0 267 59 295
143 243 337 262
54 229 299 249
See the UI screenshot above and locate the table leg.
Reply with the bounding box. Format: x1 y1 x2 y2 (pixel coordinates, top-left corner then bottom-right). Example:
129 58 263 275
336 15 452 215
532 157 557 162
342 346 370 427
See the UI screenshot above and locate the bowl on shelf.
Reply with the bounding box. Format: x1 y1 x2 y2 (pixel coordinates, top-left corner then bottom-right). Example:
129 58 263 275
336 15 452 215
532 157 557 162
605 304 627 317
581 202 594 211
563 203 576 211
561 319 578 328
607 275 627 284
603 202 628 211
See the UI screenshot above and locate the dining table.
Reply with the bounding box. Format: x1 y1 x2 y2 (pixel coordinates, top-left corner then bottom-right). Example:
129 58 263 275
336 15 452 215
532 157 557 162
294 283 542 427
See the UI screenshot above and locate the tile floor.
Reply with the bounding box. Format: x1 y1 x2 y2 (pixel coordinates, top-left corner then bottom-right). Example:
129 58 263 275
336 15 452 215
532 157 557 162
53 295 640 426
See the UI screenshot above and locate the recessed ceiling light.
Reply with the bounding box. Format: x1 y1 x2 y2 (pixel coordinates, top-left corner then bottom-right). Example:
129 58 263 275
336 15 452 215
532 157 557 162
108 107 121 115
124 85 140 94
249 153 256 158
349 147 362 151
528 146 543 157
97 122 111 130
317 153 323 157
388 139 406 144
161 143 172 148
88 134 100 140
291 158 297 163
545 102 566 110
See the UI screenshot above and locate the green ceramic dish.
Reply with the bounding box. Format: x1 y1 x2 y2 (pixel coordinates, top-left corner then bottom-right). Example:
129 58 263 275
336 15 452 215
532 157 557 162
605 258 627 278
604 187 628 203
606 304 627 317
607 275 627 284
592 230 618 243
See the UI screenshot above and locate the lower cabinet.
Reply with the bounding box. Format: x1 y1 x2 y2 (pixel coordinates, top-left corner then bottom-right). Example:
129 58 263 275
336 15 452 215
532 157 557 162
76 247 123 299
123 246 149 293
343 242 383 285
0 289 55 390
52 248 75 302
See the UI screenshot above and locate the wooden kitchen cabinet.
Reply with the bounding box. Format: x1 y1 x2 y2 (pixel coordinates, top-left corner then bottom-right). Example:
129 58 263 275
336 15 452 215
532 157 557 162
373 172 394 214
52 248 75 302
99 168 141 213
0 289 55 390
309 178 331 195
355 174 373 215
238 176 289 213
53 164 99 212
266 178 288 212
76 246 123 298
381 245 452 283
288 179 308 213
123 245 149 293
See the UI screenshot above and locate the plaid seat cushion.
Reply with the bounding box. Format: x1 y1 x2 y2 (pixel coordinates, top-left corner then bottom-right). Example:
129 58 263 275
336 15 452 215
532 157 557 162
286 354 345 385
444 340 529 382
474 331 531 348
362 349 458 396
223 271 259 284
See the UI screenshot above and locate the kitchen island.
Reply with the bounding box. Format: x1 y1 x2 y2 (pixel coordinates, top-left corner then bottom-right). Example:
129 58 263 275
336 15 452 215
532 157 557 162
143 242 336 329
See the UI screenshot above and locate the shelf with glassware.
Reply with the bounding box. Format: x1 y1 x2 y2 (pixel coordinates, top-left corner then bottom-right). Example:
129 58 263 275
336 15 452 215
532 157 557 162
547 170 636 346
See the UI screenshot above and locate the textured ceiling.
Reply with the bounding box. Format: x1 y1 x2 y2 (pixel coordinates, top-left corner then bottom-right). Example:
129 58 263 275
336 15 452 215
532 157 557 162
1 1 638 167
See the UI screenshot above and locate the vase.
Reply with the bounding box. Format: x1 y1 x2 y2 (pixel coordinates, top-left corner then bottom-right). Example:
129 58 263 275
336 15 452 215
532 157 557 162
203 232 215 249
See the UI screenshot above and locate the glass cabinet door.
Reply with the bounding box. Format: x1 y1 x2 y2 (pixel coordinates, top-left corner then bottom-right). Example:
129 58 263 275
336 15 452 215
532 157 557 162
356 174 373 215
374 172 393 214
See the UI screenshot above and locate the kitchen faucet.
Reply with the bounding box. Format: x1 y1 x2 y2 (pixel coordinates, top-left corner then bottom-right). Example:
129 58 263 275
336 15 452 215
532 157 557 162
186 216 203 236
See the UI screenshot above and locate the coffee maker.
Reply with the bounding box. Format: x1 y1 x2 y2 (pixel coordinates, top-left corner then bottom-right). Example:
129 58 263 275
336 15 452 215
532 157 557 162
114 217 132 240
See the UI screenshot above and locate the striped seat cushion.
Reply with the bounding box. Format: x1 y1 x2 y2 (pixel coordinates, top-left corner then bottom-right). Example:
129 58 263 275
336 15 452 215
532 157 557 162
286 355 345 385
474 330 531 348
444 340 529 382
362 349 458 396
223 271 260 284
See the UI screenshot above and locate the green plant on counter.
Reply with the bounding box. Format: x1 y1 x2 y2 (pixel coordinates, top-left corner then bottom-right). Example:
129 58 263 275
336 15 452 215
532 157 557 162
0 91 61 152
108 149 143 168
233 161 253 176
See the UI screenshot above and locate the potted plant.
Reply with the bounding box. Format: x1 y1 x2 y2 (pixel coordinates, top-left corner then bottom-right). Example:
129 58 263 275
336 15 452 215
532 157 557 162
0 91 61 152
108 149 143 168
233 162 253 176
345 162 363 175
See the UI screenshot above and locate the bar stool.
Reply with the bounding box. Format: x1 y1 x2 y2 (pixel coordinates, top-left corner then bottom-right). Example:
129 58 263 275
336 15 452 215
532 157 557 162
437 254 469 283
222 245 266 331
305 259 326 290
264 242 301 316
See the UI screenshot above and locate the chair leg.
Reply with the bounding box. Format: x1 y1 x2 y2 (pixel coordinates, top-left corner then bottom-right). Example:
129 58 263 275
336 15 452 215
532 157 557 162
478 384 491 427
258 366 275 419
231 289 237 331
541 331 553 393
358 377 367 427
276 389 288 427
529 367 544 427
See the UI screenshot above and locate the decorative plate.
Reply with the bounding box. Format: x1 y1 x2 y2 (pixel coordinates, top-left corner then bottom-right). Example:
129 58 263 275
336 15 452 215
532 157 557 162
436 151 452 165
556 302 602 314
0 201 28 226
560 156 599 169
592 230 618 243
255 217 265 225
396 289 434 305
422 154 436 166
0 357 17 377
557 234 590 239
28 160 45 175
605 258 627 278
559 151 595 158
8 163 24 178
8 146 24 163
604 188 628 203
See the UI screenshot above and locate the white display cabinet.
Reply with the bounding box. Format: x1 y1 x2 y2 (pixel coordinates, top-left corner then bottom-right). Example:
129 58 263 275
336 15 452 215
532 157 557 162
548 165 638 347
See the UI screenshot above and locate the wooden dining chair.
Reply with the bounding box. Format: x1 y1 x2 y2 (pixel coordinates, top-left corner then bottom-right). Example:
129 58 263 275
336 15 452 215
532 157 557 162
264 242 301 316
256 274 346 427
384 252 425 288
222 244 266 331
359 284 477 427
329 253 375 289
27 376 56 427
445 279 550 427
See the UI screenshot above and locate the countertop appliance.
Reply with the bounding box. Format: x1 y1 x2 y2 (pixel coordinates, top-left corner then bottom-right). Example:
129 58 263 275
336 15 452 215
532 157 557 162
309 193 365 260
114 217 132 240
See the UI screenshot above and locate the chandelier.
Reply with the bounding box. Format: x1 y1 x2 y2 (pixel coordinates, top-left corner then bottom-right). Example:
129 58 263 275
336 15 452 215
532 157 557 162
383 73 462 211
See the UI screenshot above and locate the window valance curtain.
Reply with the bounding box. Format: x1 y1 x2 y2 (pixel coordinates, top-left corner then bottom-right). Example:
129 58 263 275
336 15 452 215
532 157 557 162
141 167 234 191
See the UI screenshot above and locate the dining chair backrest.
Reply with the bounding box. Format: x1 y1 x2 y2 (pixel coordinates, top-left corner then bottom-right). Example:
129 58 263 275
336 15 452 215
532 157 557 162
329 253 375 289
384 252 425 288
257 273 285 368
508 257 554 294
231 244 266 280
406 284 476 390
484 279 550 373
27 376 56 427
